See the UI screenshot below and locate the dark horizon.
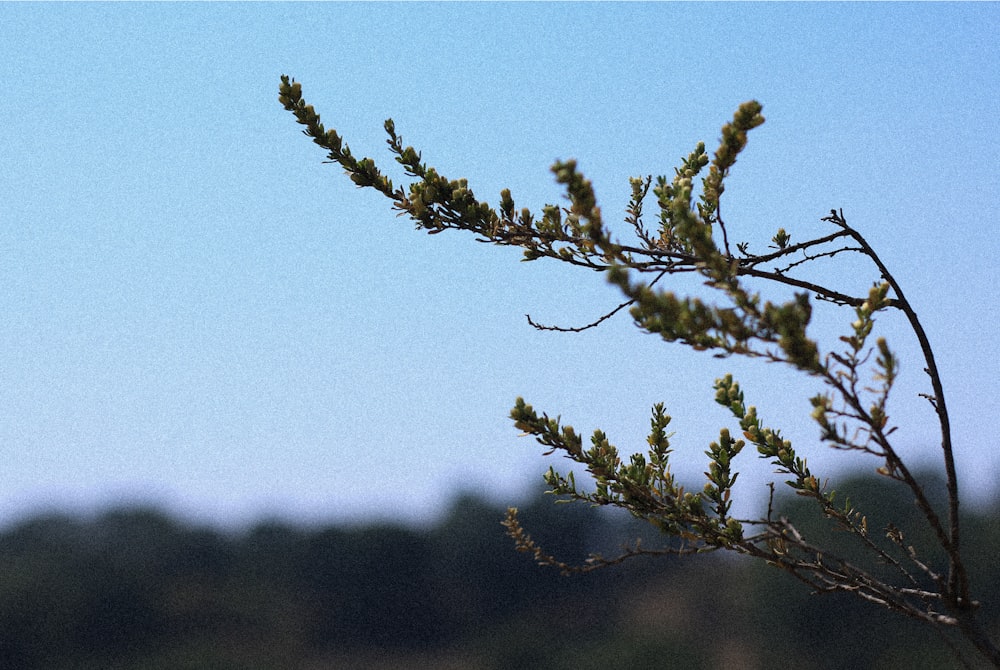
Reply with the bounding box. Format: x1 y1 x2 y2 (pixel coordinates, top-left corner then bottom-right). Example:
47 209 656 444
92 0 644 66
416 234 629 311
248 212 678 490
2 468 998 669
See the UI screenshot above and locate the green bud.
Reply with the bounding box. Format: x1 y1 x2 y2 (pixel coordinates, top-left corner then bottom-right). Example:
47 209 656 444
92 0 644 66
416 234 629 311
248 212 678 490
772 228 790 249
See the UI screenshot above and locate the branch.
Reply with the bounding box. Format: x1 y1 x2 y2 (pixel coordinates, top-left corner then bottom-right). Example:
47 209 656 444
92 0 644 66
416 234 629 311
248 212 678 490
526 298 634 333
823 209 965 607
525 270 668 332
741 228 852 265
502 507 701 576
739 266 893 308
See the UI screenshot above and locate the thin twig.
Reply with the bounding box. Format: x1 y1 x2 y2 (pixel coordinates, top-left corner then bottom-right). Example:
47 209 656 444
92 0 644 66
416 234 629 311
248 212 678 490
526 270 668 332
527 298 635 333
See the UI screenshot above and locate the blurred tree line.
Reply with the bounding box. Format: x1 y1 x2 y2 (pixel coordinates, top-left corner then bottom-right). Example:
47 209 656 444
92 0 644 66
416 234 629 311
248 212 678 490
1 471 997 670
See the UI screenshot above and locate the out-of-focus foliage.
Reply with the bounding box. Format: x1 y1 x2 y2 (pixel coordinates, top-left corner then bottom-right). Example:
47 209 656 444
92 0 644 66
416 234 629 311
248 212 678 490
0 473 996 669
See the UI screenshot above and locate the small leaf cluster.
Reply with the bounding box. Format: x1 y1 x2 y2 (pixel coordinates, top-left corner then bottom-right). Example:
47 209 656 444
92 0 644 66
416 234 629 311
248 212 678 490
809 282 906 481
279 76 628 269
714 374 819 499
608 265 822 373
279 77 395 197
511 397 744 549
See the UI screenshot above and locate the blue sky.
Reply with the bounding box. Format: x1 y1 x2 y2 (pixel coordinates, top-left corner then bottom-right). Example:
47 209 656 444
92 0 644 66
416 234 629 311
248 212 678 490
1 3 997 528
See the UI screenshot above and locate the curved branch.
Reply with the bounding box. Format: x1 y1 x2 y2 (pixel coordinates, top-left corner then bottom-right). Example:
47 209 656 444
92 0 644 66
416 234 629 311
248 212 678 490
824 209 965 606
526 298 634 333
525 270 668 333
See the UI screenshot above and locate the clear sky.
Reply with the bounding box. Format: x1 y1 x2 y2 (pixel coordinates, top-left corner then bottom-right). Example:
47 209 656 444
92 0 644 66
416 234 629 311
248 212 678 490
2 3 998 528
